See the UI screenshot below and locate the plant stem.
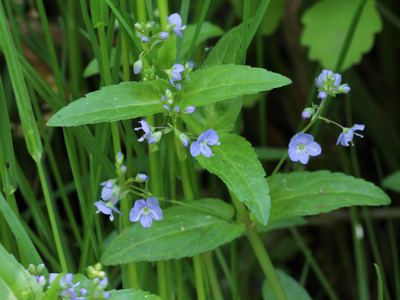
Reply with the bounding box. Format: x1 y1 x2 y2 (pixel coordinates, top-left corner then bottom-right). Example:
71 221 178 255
230 193 287 300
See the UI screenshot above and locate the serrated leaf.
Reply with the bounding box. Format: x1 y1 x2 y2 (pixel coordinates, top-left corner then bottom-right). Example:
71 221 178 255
181 22 224 59
301 0 382 72
179 65 291 109
262 269 312 300
268 171 391 221
109 289 161 300
195 133 271 225
101 199 245 265
47 80 171 127
0 243 43 300
382 170 400 193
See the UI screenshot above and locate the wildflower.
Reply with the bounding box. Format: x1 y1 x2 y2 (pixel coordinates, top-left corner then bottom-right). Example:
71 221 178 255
134 120 152 142
337 85 351 93
315 70 341 89
135 173 148 182
130 197 163 228
79 289 87 297
134 60 143 74
35 275 46 286
167 13 186 37
176 83 182 90
163 104 170 112
190 129 221 158
100 180 121 201
166 64 184 83
174 106 180 113
181 135 189 147
189 60 195 68
94 198 122 222
98 278 108 290
49 273 82 300
288 132 322 165
185 106 195 114
103 292 111 298
120 165 127 172
141 36 148 43
336 124 365 146
161 95 167 102
302 108 313 119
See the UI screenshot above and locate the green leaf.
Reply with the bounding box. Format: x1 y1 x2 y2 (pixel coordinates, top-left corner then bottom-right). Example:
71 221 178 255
268 171 391 221
47 80 171 127
201 24 241 69
301 0 382 72
195 133 271 225
188 97 243 133
262 269 312 300
254 147 287 161
188 198 235 220
0 278 18 300
179 65 291 109
382 170 400 193
101 199 245 265
256 216 308 233
181 22 224 59
0 193 45 270
156 35 177 71
109 289 161 300
0 78 16 194
0 243 43 300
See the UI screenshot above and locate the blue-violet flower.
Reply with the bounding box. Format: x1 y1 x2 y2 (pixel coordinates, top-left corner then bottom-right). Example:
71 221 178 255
167 13 186 37
190 129 221 158
336 124 365 146
288 132 322 165
135 120 152 142
129 197 163 228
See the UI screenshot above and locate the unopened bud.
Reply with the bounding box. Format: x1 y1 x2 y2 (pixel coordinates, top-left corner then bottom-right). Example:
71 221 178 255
149 131 162 144
135 174 148 182
185 106 195 114
134 60 143 74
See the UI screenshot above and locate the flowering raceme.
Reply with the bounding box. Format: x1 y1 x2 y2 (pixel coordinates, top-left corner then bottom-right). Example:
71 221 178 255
288 133 321 165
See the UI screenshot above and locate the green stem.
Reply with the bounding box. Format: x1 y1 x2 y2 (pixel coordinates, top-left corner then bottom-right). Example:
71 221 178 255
231 240 239 300
240 0 250 65
289 227 339 300
175 259 185 300
230 193 287 300
37 160 68 272
204 251 224 300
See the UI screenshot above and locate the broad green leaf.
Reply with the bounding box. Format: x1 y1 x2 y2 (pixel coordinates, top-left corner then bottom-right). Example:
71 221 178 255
201 24 241 69
188 198 235 220
0 278 18 300
101 199 245 265
382 170 400 193
181 22 224 59
109 289 161 300
269 171 391 221
256 216 308 233
242 93 262 108
263 269 312 300
301 0 382 72
0 243 43 300
179 65 291 109
188 97 243 133
47 80 171 127
195 133 271 225
156 34 177 71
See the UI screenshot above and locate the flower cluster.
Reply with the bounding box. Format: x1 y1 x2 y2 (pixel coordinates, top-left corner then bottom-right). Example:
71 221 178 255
291 70 365 164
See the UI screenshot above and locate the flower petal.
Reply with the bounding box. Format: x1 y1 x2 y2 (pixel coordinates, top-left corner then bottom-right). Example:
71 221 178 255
307 142 322 156
288 147 300 162
352 124 365 132
190 141 201 157
95 201 112 215
101 186 114 201
298 153 310 164
140 214 153 228
205 129 219 146
201 144 213 157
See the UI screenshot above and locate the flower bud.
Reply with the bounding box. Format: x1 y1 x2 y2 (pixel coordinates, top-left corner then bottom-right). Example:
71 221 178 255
166 89 173 100
302 108 314 119
134 23 142 31
103 292 111 299
149 131 162 144
141 36 148 43
337 84 351 93
174 106 180 113
159 32 169 40
318 91 327 99
121 166 127 173
180 134 189 147
161 95 167 102
116 152 124 164
135 173 148 182
176 83 182 90
80 289 87 296
134 60 143 74
163 104 170 112
185 106 195 114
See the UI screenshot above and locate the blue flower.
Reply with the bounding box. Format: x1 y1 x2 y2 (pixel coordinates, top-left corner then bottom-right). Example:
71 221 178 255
336 124 365 146
135 173 148 182
100 180 121 201
185 106 195 114
141 36 148 43
167 13 186 37
135 120 152 142
159 32 169 40
315 70 341 89
302 108 313 119
167 64 184 83
129 197 163 228
94 198 122 221
288 132 322 165
318 91 327 99
190 129 221 158
49 273 83 300
134 60 143 74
